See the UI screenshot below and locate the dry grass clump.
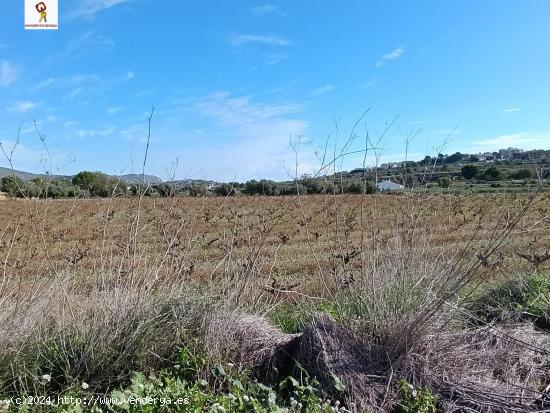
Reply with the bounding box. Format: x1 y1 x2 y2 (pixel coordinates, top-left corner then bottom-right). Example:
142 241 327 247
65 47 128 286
203 314 301 383
0 271 210 395
296 314 391 411
403 323 550 412
202 311 550 412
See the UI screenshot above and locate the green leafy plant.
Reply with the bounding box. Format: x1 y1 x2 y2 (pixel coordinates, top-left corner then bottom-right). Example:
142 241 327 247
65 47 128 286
397 379 436 413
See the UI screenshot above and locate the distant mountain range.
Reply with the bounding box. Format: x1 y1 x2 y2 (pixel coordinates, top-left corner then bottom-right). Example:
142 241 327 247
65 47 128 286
0 167 163 184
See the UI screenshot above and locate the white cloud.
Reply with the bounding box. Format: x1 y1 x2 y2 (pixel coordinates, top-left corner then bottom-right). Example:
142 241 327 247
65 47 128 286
171 91 312 180
230 34 291 47
76 125 116 138
361 80 376 89
63 124 116 138
62 71 132 101
69 0 128 19
252 4 278 15
36 78 55 90
0 60 18 87
7 101 36 113
375 47 405 68
47 32 115 63
504 107 522 113
311 84 337 96
107 106 123 115
472 132 550 151
265 52 288 65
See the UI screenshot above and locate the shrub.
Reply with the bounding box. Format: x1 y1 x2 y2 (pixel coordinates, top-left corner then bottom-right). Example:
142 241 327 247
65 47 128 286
438 177 452 188
466 273 550 326
214 184 237 197
397 379 436 413
461 165 479 180
510 169 533 179
72 171 127 197
483 166 503 181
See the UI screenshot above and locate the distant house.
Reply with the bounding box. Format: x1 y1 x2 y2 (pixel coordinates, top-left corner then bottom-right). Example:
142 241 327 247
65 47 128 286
377 180 405 192
498 147 524 160
476 152 495 162
380 162 402 170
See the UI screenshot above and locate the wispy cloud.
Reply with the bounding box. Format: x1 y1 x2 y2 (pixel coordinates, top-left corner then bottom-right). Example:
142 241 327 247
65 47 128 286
60 120 117 139
76 125 116 138
252 4 279 15
165 91 312 180
69 0 128 19
360 80 376 89
504 107 522 113
311 84 337 96
230 34 291 47
265 52 288 65
229 34 291 66
36 77 55 90
107 106 123 115
0 60 18 87
473 132 550 150
47 32 115 63
62 71 133 101
7 100 36 113
375 47 405 68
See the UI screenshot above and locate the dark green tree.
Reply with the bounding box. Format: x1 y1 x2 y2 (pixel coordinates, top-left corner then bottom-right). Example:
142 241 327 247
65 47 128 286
461 164 480 180
483 166 503 181
1 176 25 197
438 176 452 188
72 171 96 190
510 169 533 179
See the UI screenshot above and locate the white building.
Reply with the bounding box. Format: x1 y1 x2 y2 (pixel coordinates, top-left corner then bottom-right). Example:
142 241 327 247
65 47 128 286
477 152 495 162
377 180 405 191
498 147 524 159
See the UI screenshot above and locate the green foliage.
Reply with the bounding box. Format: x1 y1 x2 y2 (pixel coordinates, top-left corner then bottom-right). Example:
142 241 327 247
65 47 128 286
397 379 436 413
0 176 80 198
510 169 533 179
343 181 375 194
105 349 340 413
244 179 287 196
1 343 345 413
72 171 127 197
461 164 480 180
214 184 237 197
437 177 452 188
72 171 96 189
269 304 306 334
482 166 503 181
1 176 27 197
467 273 550 325
446 152 464 163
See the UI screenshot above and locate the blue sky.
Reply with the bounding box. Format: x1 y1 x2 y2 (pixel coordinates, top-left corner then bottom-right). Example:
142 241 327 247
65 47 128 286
1 0 550 181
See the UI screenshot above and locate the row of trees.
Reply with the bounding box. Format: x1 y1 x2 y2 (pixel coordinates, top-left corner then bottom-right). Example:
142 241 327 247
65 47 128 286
153 179 376 198
0 176 82 198
1 166 542 199
0 171 127 198
460 165 535 181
